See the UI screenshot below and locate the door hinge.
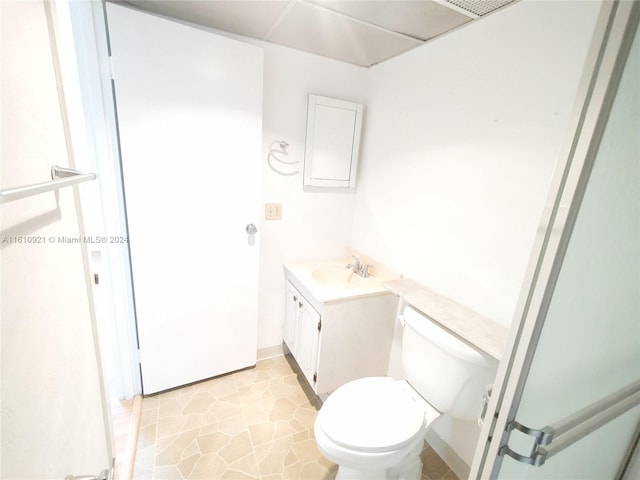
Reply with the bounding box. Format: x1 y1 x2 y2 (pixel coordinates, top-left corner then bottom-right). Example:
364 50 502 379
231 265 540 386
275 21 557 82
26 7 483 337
317 320 321 332
313 372 317 383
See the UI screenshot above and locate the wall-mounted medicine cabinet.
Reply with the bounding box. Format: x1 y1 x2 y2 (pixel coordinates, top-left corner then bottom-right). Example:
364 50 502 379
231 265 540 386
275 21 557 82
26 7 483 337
303 94 363 189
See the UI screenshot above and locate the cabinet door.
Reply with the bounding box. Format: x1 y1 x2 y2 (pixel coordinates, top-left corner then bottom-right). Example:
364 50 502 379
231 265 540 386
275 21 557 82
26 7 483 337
283 282 299 352
303 94 363 188
296 299 321 389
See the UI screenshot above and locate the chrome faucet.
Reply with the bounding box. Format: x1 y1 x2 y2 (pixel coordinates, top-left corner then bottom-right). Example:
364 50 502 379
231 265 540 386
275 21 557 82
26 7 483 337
345 256 373 278
346 255 361 272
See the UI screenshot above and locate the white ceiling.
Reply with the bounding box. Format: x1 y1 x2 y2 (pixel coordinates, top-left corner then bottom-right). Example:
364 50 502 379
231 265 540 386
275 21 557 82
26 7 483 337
120 0 516 67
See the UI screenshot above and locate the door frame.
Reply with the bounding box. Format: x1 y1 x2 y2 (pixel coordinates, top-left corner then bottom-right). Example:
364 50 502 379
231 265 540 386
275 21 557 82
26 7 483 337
470 1 640 478
49 0 142 399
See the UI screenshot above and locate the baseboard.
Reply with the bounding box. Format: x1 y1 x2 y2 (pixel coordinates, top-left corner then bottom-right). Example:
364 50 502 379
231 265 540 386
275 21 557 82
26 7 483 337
425 428 470 480
257 344 284 361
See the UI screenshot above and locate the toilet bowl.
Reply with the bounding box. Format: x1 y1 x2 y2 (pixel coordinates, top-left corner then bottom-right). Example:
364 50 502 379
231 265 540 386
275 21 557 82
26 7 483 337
314 305 498 479
314 377 440 479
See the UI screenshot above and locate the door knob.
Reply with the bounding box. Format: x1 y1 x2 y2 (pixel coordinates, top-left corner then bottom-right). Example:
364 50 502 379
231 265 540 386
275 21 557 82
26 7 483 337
245 223 257 235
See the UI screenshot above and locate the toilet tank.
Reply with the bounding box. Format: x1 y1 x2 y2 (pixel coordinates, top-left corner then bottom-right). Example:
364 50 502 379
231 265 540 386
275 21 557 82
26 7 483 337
401 305 498 421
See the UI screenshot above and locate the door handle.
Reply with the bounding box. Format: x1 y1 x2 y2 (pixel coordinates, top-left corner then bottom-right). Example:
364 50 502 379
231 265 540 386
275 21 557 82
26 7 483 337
245 223 257 235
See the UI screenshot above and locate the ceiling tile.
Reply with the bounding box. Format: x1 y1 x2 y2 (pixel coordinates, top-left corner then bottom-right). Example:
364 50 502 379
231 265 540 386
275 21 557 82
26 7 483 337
117 0 517 67
310 0 472 41
266 1 422 67
124 0 290 39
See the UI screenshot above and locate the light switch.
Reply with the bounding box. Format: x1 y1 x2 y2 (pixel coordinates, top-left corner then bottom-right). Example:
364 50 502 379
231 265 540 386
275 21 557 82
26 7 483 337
265 203 282 220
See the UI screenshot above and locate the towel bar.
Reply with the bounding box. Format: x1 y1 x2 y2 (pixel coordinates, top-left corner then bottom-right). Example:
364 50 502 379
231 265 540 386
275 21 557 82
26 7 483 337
0 165 96 204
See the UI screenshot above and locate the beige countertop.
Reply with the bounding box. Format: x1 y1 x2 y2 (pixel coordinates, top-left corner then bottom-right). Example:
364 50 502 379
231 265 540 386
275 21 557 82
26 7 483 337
383 278 509 360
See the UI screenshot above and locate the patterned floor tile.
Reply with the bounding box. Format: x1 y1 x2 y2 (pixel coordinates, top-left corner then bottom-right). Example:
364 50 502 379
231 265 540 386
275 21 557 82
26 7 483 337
133 354 459 480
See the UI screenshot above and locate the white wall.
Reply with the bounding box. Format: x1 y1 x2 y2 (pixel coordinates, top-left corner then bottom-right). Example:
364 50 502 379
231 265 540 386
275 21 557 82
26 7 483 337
0 1 110 477
257 43 368 349
350 0 602 472
352 0 602 328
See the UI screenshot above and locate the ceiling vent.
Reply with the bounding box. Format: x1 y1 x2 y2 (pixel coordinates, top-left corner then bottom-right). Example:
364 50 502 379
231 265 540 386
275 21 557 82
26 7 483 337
445 0 515 17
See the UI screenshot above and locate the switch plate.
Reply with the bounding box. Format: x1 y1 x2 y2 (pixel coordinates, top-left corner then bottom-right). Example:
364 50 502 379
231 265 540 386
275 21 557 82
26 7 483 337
265 203 282 220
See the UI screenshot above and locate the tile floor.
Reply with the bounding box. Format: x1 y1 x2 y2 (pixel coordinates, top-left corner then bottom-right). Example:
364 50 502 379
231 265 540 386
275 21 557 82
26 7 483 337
133 355 459 480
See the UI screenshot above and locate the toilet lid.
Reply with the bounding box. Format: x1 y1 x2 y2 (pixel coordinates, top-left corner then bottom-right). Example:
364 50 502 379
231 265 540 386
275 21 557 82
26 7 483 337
317 377 426 453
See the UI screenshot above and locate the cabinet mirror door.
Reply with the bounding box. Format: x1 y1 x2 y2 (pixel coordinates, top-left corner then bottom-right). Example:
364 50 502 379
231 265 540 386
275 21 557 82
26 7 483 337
303 94 363 189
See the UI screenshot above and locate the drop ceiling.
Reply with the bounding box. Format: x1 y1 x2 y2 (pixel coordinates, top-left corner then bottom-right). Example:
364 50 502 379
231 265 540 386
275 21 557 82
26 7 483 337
119 0 516 67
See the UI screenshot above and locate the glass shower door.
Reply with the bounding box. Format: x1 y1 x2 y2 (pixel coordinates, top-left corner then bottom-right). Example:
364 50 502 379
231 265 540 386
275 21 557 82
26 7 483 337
472 2 640 478
502 11 639 476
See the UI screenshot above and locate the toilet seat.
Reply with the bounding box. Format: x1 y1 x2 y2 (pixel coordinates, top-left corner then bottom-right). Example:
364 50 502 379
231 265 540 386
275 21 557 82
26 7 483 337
316 377 427 453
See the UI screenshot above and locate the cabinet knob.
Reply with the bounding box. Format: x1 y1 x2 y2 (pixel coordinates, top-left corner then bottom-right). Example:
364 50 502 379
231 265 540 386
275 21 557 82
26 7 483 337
293 295 298 302
298 302 303 308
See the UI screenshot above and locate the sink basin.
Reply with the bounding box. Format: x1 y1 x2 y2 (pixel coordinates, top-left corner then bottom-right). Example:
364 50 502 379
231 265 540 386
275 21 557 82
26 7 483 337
311 266 364 289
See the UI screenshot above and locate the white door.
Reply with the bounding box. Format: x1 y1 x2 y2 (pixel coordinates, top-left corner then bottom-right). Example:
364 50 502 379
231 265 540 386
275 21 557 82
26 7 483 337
106 3 263 394
471 3 640 478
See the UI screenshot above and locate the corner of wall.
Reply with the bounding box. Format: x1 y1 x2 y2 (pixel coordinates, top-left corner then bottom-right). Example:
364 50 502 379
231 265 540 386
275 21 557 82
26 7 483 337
425 423 472 479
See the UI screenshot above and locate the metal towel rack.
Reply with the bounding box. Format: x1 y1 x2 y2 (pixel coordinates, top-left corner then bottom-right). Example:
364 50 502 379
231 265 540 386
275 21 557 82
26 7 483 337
500 378 640 466
0 165 96 204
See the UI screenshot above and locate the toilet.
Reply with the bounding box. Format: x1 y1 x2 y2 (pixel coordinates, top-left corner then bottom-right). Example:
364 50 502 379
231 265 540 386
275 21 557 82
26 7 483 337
314 304 498 480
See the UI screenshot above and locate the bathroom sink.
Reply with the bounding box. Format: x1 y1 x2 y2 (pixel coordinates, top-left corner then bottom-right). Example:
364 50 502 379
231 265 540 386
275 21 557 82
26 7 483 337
312 266 364 289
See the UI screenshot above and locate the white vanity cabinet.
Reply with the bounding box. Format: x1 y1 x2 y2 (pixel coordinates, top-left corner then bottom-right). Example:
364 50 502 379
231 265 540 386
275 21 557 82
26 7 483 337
283 276 398 396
